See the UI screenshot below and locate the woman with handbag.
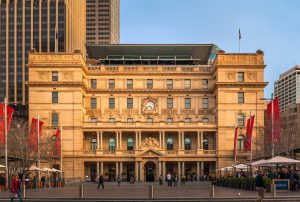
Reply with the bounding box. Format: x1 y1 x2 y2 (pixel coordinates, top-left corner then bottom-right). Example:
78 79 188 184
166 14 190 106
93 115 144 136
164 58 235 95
10 174 23 202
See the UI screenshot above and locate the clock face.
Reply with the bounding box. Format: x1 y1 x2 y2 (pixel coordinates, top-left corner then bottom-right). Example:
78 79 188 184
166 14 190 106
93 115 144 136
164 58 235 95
145 101 155 111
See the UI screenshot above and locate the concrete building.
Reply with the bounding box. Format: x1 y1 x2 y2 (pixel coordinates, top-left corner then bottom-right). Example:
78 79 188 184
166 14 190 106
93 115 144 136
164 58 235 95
274 65 300 111
86 0 120 45
0 0 86 105
26 44 267 182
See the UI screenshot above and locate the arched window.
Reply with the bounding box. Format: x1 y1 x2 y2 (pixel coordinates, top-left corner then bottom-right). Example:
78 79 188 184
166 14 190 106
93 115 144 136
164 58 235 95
184 137 191 150
203 138 209 150
127 138 134 150
109 138 116 151
167 138 173 150
237 135 244 151
91 138 97 151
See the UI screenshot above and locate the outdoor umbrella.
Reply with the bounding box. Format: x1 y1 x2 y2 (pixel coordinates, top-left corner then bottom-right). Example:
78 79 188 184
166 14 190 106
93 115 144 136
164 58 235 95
0 164 6 168
51 168 61 172
257 156 300 166
250 159 267 166
233 164 248 170
29 166 42 171
42 167 53 172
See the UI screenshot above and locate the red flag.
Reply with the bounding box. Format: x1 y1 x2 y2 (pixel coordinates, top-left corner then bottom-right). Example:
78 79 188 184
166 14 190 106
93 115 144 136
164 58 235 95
273 97 281 143
55 129 61 156
266 101 273 143
0 103 14 144
245 115 255 151
233 126 238 155
28 118 44 151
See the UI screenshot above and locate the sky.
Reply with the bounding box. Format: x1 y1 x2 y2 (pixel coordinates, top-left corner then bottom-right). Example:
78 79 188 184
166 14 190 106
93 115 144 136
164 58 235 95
120 0 300 96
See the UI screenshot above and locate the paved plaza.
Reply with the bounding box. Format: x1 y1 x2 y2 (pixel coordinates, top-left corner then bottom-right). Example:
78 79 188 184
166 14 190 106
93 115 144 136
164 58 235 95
1 182 300 201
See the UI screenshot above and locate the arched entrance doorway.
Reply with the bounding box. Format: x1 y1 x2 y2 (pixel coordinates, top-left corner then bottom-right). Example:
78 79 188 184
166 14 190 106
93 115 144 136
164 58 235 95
144 161 156 182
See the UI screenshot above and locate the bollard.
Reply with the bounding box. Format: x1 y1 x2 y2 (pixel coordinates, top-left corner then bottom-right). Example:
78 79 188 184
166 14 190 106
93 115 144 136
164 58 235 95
79 185 84 199
271 184 276 197
23 184 26 199
209 185 215 198
149 185 154 199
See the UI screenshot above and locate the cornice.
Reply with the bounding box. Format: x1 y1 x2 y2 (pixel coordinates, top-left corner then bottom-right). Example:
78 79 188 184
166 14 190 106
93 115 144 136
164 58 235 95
87 89 214 94
211 82 269 92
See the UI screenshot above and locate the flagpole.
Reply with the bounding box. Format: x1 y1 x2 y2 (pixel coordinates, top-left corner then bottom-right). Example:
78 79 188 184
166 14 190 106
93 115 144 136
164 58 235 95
37 114 40 187
250 111 253 164
234 125 237 166
4 97 8 188
271 94 274 157
60 125 63 174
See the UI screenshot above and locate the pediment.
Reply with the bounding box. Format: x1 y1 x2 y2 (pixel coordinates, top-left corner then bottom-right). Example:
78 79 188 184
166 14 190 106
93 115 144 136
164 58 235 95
139 148 166 157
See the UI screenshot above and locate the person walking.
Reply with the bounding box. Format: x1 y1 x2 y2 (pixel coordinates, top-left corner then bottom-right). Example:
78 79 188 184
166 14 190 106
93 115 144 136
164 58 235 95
10 174 23 202
173 175 178 186
159 175 163 185
166 173 172 187
97 175 104 189
117 175 122 187
181 175 186 186
129 176 134 184
255 170 265 202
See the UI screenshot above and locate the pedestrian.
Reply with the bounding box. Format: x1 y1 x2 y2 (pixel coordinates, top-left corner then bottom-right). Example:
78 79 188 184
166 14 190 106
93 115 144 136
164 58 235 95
0 174 6 191
166 173 172 187
173 175 178 186
129 176 134 184
159 175 163 185
97 175 104 189
181 175 186 186
10 174 23 202
255 170 265 202
117 175 122 187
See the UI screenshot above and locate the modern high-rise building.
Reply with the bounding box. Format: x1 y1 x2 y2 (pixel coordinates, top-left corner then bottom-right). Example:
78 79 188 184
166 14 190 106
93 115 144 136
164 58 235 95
0 0 86 106
274 65 300 111
86 0 120 45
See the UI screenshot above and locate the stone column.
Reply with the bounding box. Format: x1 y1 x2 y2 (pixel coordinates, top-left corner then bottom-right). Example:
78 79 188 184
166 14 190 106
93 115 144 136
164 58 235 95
116 162 119 177
135 161 139 182
162 161 166 181
158 161 162 177
139 131 142 149
182 161 185 177
100 162 104 175
197 131 200 150
162 131 165 149
100 132 103 149
96 162 100 177
120 162 123 176
181 132 185 150
197 161 200 181
139 161 143 182
178 161 181 180
97 131 100 149
200 131 204 149
178 131 181 149
116 132 119 150
135 131 139 150
200 161 204 176
119 131 122 150
159 131 162 149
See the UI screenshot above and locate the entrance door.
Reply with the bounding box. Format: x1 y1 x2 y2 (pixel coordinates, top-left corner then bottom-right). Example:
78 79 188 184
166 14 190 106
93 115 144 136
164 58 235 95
144 161 156 182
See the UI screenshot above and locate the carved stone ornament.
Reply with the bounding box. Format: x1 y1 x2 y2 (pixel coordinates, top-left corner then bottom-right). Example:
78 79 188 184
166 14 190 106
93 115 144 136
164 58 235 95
226 72 235 81
142 97 158 115
141 137 160 149
38 71 50 80
63 72 74 80
247 72 257 81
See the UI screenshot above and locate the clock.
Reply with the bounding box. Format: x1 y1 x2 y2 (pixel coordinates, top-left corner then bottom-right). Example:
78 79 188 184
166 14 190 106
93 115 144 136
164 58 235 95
142 97 158 114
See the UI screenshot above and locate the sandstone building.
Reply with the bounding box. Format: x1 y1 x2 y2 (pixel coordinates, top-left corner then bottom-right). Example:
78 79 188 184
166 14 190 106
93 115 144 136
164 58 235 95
27 44 267 182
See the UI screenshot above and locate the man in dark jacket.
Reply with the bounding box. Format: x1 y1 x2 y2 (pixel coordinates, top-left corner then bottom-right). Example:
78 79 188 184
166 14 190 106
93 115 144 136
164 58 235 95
255 170 265 201
97 175 104 189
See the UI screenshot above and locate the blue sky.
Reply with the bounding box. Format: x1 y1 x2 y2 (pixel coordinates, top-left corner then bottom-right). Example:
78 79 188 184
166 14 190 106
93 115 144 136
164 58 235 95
120 0 300 96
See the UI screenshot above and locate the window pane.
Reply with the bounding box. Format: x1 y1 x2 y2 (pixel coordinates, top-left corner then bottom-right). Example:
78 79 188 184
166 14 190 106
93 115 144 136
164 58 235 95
127 79 133 89
52 71 58 81
109 98 115 109
237 115 244 126
202 98 208 109
203 139 209 150
202 79 208 89
109 138 115 151
127 138 134 150
167 138 173 150
167 98 173 109
109 79 115 89
185 98 191 109
184 79 191 89
167 79 173 89
52 92 58 103
238 72 244 82
238 92 244 103
127 98 133 109
91 98 97 108
91 79 97 89
184 138 191 150
147 79 153 89
52 113 58 126
91 138 97 151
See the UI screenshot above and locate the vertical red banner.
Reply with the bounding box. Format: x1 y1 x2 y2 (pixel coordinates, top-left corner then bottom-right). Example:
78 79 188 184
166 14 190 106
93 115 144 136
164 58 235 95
55 129 61 156
273 97 281 143
0 103 14 144
28 118 44 151
245 115 255 151
266 101 273 143
233 126 238 155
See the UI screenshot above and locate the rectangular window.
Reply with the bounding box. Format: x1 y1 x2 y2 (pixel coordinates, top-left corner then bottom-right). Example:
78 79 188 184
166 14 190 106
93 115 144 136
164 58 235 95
91 98 97 109
202 98 208 109
237 115 245 126
167 118 173 125
52 71 58 81
202 118 209 123
202 79 208 89
52 92 58 103
184 118 191 124
109 118 115 125
109 98 115 109
127 98 133 109
91 79 97 89
147 79 153 89
147 118 153 125
184 79 191 89
167 79 173 89
127 118 133 124
238 72 244 82
52 113 59 126
167 98 173 109
238 92 244 103
127 79 133 89
185 98 191 109
108 79 115 89
91 117 97 123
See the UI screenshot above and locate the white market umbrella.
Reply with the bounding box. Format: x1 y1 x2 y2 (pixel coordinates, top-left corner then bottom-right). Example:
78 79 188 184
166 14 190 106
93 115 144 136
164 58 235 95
258 156 300 166
29 166 42 171
42 167 53 172
0 164 6 168
51 168 61 172
233 164 248 170
250 159 267 166
221 166 234 171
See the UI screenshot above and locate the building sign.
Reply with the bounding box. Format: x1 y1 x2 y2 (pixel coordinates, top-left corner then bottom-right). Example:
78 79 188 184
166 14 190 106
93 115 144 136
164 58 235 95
273 179 290 192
